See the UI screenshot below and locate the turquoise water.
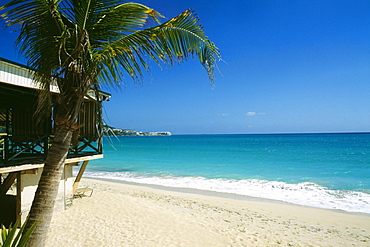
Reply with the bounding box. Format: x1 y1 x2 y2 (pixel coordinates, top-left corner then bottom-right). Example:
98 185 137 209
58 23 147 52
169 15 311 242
84 133 370 214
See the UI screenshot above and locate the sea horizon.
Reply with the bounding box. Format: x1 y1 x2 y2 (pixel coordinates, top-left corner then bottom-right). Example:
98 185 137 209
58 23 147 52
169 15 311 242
167 131 370 136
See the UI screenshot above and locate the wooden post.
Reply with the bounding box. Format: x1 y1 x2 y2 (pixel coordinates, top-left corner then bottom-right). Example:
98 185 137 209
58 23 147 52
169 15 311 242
16 172 22 224
4 108 10 161
72 160 89 194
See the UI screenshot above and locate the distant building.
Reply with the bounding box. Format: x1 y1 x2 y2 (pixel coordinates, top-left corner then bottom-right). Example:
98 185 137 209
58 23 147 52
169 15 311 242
0 57 110 226
103 125 171 136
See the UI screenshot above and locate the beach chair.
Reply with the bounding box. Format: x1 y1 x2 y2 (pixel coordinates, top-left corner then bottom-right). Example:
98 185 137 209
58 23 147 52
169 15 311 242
73 187 93 198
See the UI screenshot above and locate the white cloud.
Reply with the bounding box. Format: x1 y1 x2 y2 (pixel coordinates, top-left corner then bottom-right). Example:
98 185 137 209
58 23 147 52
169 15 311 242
246 112 257 116
246 112 266 116
218 113 230 117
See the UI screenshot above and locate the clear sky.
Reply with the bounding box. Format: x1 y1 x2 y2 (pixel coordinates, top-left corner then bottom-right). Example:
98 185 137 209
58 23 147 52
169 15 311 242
1 0 369 134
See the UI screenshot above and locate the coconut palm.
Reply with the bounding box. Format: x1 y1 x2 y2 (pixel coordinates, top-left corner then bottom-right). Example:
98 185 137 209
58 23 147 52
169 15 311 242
0 0 220 246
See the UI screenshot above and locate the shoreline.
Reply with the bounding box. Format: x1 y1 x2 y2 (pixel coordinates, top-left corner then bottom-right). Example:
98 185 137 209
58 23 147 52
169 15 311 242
46 177 370 246
91 177 370 217
82 175 370 216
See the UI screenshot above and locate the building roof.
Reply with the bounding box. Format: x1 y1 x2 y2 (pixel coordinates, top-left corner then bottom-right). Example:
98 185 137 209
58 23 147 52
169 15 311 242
0 57 111 100
0 56 59 93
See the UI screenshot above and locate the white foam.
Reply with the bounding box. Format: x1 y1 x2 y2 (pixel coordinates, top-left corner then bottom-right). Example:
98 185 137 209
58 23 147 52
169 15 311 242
84 171 370 214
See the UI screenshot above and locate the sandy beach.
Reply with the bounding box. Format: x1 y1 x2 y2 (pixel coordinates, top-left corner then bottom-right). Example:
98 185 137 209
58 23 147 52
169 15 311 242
46 178 370 246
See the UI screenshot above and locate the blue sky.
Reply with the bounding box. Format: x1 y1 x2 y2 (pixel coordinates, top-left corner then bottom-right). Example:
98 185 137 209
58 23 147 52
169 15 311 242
1 0 369 134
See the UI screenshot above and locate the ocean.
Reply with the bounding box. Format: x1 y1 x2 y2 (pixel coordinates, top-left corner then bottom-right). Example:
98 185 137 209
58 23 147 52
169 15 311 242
82 133 370 214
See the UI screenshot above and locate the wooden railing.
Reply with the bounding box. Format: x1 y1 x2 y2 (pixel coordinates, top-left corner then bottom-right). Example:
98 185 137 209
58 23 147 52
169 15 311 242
0 132 102 166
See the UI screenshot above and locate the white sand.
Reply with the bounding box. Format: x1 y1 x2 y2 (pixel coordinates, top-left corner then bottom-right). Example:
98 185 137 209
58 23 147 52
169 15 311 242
46 178 370 246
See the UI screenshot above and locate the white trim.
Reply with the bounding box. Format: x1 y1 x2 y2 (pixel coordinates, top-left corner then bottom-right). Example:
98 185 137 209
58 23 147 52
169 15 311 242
0 59 59 93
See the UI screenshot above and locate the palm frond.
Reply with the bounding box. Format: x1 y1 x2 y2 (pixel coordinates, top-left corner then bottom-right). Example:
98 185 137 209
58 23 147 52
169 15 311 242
87 2 163 46
1 1 219 88
94 9 220 84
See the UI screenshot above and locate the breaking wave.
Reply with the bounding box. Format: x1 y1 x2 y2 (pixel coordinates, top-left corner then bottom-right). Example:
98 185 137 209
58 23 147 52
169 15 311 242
83 171 370 214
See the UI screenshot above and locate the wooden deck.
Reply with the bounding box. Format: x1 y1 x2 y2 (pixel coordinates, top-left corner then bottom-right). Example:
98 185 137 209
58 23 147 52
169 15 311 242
0 153 103 174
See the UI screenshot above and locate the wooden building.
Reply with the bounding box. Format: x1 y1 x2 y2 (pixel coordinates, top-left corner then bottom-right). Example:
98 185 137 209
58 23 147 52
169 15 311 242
0 57 110 226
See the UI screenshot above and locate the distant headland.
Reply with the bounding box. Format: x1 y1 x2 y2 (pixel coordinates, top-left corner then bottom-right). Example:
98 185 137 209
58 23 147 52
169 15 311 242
103 124 171 136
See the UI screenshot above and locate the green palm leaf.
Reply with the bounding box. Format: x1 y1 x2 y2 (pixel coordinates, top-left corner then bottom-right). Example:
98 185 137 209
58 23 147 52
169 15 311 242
94 9 219 84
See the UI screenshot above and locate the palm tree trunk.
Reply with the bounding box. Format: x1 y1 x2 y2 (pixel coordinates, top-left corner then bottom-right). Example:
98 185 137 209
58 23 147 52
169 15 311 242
25 124 73 246
23 67 85 245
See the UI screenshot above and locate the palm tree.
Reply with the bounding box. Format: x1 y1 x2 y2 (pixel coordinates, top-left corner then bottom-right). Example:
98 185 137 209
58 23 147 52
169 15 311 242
0 0 219 246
